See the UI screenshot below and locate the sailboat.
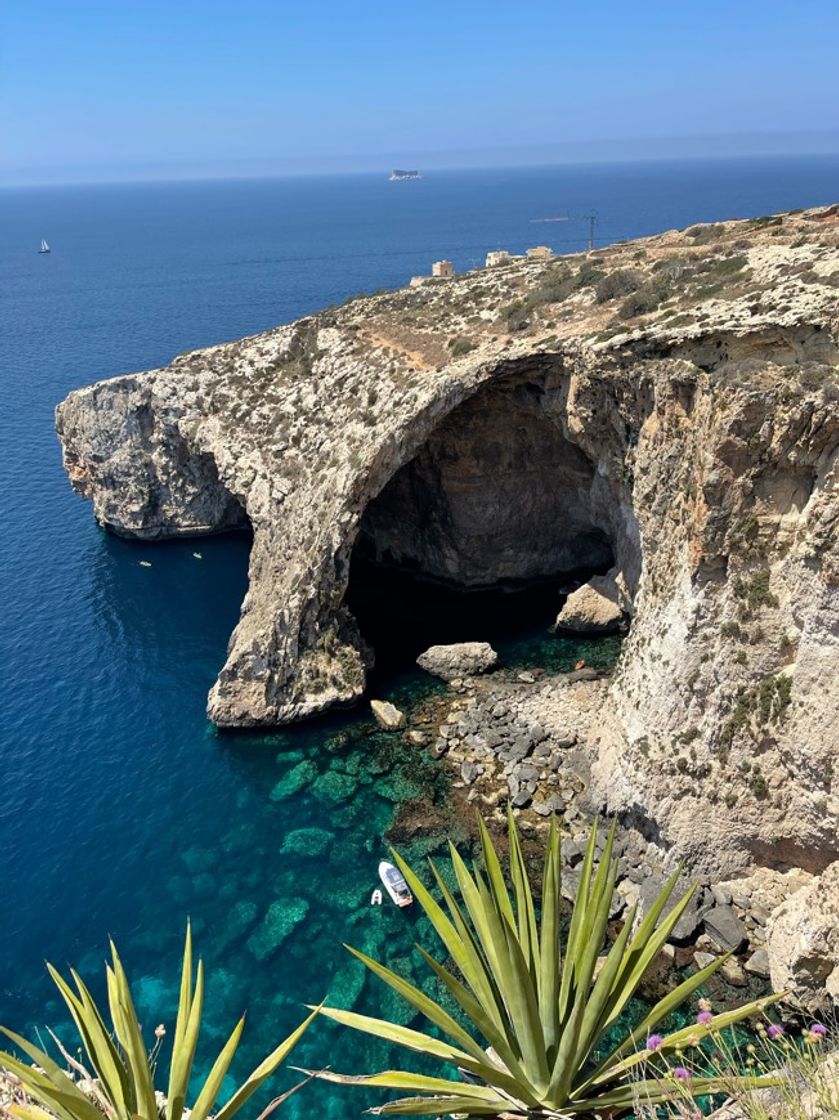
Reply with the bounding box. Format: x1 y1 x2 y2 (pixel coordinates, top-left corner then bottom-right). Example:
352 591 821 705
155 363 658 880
38 239 50 254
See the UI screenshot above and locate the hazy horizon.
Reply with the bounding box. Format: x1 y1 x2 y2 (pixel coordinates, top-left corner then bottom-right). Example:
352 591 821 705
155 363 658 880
5 132 839 190
4 0 839 188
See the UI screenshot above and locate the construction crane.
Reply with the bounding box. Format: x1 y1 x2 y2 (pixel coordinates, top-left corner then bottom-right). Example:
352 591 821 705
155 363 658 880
530 212 598 250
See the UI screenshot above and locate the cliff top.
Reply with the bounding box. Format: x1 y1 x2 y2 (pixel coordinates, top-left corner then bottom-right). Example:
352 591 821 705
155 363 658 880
149 203 839 416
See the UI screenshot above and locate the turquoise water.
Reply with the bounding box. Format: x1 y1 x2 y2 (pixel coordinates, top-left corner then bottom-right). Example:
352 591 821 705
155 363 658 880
1 159 832 1114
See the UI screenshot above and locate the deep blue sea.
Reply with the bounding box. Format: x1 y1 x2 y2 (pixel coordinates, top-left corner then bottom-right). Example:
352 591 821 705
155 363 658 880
1 157 837 1117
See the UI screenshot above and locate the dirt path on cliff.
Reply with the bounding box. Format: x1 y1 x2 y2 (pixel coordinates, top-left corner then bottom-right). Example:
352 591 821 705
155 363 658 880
363 331 436 370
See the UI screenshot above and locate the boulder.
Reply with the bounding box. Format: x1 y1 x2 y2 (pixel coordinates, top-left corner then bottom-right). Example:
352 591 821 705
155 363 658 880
416 642 498 681
766 861 839 1011
639 875 709 942
555 569 627 634
703 905 747 952
461 760 482 785
370 699 406 730
744 948 771 978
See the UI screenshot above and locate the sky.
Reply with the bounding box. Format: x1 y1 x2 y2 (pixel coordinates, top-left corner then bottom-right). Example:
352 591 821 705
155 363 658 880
3 0 839 185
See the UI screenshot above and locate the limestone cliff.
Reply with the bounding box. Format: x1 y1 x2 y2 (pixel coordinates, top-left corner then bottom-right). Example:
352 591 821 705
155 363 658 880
57 206 839 884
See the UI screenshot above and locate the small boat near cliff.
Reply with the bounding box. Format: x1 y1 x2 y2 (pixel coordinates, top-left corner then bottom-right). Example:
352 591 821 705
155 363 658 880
38 240 50 254
378 860 413 907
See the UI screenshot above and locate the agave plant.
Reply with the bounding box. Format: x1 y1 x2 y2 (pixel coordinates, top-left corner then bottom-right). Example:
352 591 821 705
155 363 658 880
0 924 316 1120
315 814 781 1116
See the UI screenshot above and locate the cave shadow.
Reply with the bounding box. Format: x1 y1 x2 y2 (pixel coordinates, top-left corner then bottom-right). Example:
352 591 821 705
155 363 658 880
343 370 622 686
346 555 613 683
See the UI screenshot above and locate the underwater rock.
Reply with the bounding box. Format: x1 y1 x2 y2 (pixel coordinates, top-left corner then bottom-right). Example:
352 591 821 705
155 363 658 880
182 845 216 874
214 899 259 954
246 898 310 961
269 759 318 800
417 642 498 682
280 827 333 857
370 699 406 730
328 958 367 1010
311 770 357 804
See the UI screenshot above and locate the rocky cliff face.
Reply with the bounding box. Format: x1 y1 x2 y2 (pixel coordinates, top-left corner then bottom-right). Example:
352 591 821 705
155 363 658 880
57 207 839 892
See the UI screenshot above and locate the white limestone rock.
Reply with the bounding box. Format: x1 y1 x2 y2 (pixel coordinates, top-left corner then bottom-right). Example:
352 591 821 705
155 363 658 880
370 699 406 731
766 861 839 1011
555 569 627 634
416 642 498 682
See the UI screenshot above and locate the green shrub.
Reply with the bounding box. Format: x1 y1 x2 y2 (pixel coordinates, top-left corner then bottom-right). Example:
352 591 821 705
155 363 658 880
617 280 669 319
595 269 645 303
448 336 475 356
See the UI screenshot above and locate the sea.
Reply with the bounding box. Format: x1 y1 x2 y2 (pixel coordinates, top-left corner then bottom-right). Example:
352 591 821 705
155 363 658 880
1 157 837 1117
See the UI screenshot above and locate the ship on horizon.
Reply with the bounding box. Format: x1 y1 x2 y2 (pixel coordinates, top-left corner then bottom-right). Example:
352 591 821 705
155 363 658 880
389 169 421 181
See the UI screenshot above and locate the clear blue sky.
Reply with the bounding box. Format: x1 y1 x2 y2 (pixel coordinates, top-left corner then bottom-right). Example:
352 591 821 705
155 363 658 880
3 0 838 185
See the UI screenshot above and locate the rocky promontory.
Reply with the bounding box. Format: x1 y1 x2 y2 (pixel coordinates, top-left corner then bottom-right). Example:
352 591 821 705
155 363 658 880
57 206 839 996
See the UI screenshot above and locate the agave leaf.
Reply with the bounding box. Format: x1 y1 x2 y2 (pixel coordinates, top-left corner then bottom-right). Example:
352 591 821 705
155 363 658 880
316 1007 475 1066
45 963 129 1117
476 814 515 931
549 838 617 1102
309 1067 512 1113
0 1043 102 1120
372 1096 507 1117
570 900 637 1075
506 809 538 972
568 1073 781 1114
166 923 195 1120
582 994 779 1088
107 943 158 1120
415 947 532 1088
166 957 205 1120
68 968 131 1117
449 846 547 1085
213 1005 316 1120
558 821 598 1021
343 945 487 1062
426 862 508 1040
391 849 504 1034
537 818 561 1054
9 1105 65 1120
188 1015 245 1120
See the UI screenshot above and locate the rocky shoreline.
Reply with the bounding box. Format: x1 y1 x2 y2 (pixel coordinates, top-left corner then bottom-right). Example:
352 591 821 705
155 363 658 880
383 647 823 1009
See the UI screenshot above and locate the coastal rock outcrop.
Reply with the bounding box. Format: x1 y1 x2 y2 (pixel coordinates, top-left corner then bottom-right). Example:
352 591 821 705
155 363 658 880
555 568 628 633
765 861 839 1011
57 205 839 890
370 699 406 731
416 642 499 681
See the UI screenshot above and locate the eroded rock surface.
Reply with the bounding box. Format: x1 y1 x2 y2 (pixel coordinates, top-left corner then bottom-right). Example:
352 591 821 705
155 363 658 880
57 206 839 888
766 861 839 1010
416 642 498 681
556 569 628 633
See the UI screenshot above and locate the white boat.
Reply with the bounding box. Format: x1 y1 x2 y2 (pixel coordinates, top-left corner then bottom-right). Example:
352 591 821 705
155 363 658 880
38 240 50 254
378 860 413 907
370 888 383 906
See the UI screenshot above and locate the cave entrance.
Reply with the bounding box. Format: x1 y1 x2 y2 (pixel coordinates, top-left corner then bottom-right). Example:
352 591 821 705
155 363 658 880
345 374 616 673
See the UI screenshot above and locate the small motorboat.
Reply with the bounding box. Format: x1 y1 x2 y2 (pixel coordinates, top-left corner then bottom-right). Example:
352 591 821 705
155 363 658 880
370 888 383 906
378 860 413 908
